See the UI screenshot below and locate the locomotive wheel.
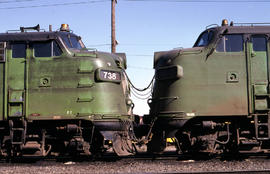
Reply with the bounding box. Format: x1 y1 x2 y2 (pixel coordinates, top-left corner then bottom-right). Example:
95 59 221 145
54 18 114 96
147 131 166 154
175 132 191 154
112 133 135 156
221 140 240 159
90 131 106 157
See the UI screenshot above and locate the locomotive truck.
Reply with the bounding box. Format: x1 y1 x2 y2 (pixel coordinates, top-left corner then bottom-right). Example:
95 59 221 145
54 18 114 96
0 24 135 158
147 20 270 155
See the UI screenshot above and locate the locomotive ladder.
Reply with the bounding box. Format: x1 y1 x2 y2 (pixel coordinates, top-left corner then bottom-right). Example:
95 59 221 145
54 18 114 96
9 119 27 146
253 84 270 140
254 114 270 140
8 90 27 146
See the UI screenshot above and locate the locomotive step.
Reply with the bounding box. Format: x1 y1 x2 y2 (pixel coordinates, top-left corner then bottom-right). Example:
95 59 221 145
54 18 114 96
256 123 269 126
240 140 260 145
11 128 24 131
11 142 23 145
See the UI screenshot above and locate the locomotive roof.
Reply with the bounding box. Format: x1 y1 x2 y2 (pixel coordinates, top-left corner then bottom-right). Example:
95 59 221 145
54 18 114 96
214 25 270 34
0 31 78 42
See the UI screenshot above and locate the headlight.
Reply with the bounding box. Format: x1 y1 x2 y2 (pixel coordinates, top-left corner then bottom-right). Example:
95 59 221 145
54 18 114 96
156 65 183 81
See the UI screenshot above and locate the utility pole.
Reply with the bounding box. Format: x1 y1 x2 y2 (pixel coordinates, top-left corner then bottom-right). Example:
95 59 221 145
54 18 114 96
111 0 117 53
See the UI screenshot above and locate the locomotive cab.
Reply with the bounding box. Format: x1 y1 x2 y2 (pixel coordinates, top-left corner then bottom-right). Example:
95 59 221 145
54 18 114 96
148 20 270 155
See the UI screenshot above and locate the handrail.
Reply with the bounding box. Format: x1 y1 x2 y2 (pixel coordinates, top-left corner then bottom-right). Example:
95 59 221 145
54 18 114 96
206 24 219 29
233 22 270 26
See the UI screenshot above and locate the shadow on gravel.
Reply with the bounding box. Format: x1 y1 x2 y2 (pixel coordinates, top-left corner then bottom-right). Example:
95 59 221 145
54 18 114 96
2 152 269 164
173 152 252 162
220 153 248 161
176 152 215 161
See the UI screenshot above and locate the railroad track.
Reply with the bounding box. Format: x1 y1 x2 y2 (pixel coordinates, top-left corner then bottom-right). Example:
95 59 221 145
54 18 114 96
0 155 270 174
177 171 270 174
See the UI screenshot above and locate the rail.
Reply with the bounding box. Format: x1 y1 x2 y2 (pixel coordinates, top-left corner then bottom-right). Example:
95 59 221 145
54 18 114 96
174 170 270 174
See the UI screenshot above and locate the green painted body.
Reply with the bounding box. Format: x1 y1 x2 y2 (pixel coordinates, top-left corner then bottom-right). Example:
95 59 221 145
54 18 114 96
0 31 132 122
0 62 4 117
0 27 136 157
151 26 270 120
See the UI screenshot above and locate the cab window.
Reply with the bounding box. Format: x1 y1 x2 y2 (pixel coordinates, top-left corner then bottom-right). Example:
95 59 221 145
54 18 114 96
60 34 84 50
194 30 214 47
11 43 26 58
70 36 83 49
252 36 267 51
0 42 5 61
216 35 243 52
33 41 62 57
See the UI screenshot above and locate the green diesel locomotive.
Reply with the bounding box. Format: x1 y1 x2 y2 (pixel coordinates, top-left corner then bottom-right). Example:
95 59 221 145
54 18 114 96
0 24 135 158
147 20 270 155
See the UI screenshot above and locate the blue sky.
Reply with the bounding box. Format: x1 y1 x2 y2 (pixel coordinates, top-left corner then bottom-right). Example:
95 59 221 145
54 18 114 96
0 0 269 115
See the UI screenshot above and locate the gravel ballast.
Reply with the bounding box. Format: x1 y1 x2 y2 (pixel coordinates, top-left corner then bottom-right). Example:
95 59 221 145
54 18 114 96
0 158 270 174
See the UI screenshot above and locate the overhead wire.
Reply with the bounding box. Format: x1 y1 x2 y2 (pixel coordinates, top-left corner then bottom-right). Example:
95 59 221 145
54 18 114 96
0 0 109 10
127 65 153 70
88 43 180 47
0 0 38 3
0 0 268 10
122 0 270 2
87 44 111 47
127 55 153 57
